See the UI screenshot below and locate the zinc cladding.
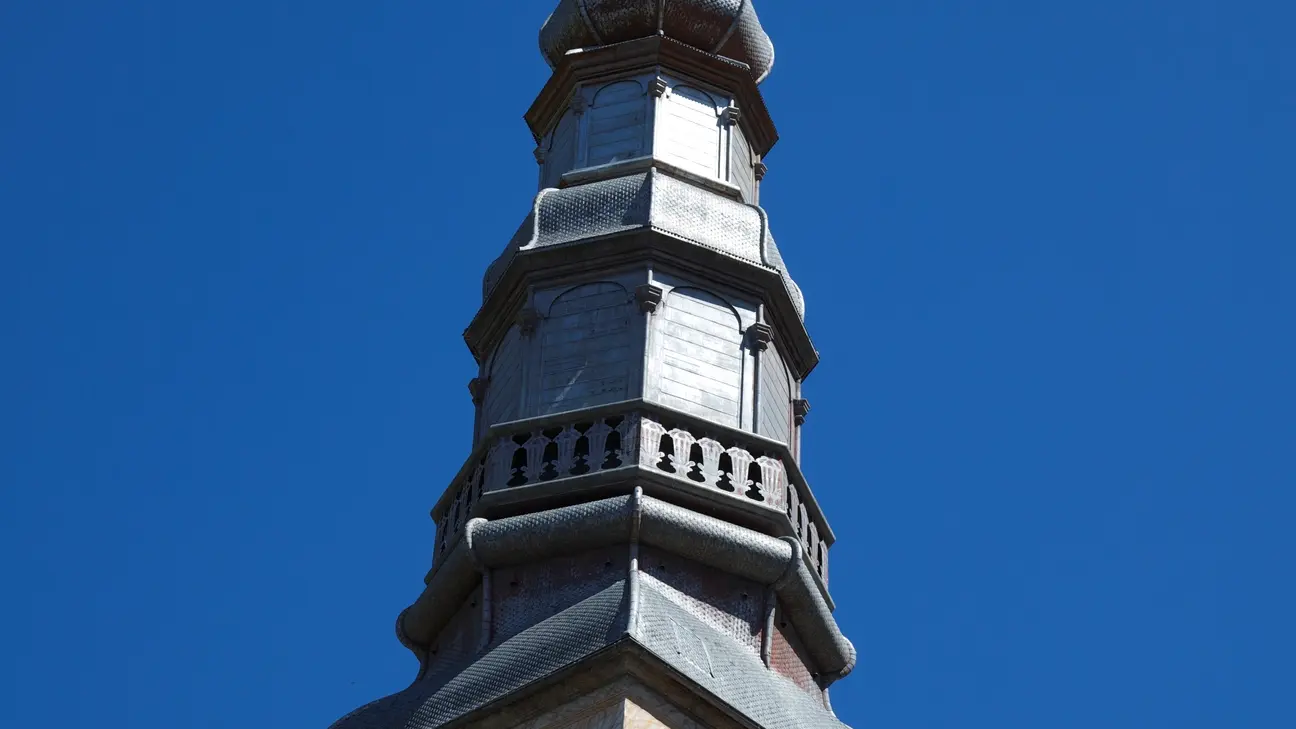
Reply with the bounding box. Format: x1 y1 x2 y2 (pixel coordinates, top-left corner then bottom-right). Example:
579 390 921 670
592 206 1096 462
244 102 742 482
539 0 776 83
482 169 806 318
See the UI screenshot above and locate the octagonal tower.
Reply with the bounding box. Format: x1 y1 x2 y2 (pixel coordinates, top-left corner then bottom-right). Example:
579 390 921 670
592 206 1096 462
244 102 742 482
330 3 855 728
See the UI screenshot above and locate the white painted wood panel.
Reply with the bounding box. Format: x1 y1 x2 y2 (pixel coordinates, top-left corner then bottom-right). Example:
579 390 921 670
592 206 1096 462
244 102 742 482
659 86 721 178
656 287 744 426
538 283 634 414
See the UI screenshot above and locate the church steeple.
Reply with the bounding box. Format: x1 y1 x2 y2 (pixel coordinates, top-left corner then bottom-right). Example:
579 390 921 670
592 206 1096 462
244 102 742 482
331 3 855 727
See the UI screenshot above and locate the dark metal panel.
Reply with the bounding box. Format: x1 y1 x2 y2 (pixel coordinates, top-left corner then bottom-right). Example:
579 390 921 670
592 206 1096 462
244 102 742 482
538 282 635 414
483 325 524 432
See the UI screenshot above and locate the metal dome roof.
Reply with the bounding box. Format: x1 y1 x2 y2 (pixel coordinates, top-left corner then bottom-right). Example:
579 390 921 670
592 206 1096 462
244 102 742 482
540 0 775 83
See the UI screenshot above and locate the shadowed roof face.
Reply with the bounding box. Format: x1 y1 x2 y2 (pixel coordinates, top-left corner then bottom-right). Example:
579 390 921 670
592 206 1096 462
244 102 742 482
539 0 776 82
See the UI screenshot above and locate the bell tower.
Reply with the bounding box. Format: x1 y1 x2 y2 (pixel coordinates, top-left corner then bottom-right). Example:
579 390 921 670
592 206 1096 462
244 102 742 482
330 2 855 728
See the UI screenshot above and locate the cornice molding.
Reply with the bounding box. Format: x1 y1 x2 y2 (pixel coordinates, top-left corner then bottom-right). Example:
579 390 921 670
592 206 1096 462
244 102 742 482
526 36 779 156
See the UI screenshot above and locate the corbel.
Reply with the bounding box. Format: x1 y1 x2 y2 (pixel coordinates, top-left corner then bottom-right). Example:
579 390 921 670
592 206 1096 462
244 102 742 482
635 284 664 314
517 307 542 337
468 377 490 406
793 398 811 427
569 91 588 117
747 322 774 351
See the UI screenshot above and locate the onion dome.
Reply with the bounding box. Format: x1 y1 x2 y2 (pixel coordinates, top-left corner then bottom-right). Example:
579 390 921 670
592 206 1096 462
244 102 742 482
540 0 775 82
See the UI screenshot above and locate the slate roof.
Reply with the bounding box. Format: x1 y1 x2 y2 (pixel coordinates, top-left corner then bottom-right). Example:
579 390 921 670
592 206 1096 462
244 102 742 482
330 579 848 729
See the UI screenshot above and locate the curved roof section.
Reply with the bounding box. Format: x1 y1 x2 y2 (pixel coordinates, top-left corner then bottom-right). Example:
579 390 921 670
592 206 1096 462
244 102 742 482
540 0 775 83
484 169 806 318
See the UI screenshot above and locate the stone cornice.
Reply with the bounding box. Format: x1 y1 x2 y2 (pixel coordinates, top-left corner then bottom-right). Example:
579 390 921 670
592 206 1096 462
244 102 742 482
526 36 779 157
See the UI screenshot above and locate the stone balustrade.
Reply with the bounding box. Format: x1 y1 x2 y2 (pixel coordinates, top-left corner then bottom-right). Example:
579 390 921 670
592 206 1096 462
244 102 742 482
433 403 830 586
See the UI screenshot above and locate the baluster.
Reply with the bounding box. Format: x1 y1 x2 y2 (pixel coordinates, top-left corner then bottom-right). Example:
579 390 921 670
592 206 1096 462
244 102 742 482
469 462 484 504
553 425 582 476
725 446 755 499
756 456 788 510
614 413 640 466
640 417 669 470
521 431 551 483
484 437 515 492
666 428 698 477
807 522 821 572
786 478 801 526
696 438 725 488
584 420 614 472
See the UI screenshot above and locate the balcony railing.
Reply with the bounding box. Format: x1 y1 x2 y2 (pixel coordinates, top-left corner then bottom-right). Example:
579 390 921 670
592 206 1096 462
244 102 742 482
432 401 831 588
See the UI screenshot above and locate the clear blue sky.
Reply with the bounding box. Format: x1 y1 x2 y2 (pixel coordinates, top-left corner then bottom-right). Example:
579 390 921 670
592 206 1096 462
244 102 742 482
2 1 1293 727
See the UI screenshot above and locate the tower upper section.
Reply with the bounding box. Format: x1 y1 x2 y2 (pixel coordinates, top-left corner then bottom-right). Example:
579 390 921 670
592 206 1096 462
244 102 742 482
326 6 855 727
540 0 775 83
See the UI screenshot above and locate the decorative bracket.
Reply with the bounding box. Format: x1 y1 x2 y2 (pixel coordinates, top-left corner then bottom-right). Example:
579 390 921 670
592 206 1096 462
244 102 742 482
754 161 768 181
517 307 542 337
793 398 811 426
649 77 669 98
533 146 546 165
720 106 742 127
635 284 664 314
468 377 490 406
748 322 774 351
569 92 588 117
